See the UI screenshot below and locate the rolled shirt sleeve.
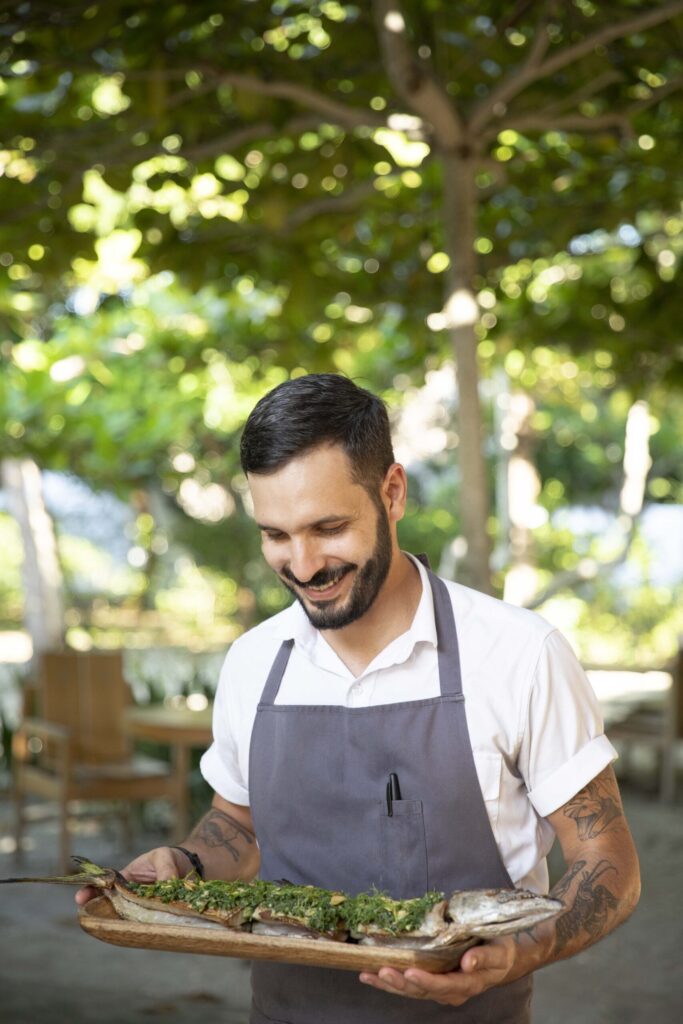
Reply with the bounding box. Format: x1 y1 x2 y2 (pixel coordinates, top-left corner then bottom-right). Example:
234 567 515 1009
199 650 251 807
522 629 618 818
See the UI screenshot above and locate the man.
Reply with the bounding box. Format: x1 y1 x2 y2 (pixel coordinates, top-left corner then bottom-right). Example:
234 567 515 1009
78 373 640 1023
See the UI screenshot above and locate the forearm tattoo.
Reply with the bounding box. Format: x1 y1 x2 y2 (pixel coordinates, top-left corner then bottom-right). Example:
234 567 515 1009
551 860 586 902
549 771 624 955
516 772 626 953
190 808 255 864
553 860 618 955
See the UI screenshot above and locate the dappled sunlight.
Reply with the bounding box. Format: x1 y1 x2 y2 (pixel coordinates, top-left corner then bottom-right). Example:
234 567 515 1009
0 0 681 840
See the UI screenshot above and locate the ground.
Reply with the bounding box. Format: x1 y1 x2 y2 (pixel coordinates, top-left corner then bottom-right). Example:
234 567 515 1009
0 787 681 1024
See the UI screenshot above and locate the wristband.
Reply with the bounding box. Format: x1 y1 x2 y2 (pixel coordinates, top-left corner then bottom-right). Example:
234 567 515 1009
170 845 205 879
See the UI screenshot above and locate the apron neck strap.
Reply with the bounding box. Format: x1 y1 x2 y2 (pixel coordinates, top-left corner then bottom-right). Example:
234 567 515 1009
424 568 464 698
259 638 294 705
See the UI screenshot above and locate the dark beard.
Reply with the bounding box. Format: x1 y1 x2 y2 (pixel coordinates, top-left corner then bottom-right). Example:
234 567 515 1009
280 505 392 630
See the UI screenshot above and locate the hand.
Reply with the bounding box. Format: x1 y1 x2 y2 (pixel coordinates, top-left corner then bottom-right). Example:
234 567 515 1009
359 938 516 1006
74 846 187 907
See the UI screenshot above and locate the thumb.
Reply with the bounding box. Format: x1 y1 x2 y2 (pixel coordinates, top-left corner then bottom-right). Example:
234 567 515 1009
460 947 483 973
120 847 182 884
74 885 99 907
154 849 184 881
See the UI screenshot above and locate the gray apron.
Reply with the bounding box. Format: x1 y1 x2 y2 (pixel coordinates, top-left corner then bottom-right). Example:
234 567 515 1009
248 558 533 1023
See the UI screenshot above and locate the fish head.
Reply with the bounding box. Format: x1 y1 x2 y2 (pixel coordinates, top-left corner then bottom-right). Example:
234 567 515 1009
447 888 563 937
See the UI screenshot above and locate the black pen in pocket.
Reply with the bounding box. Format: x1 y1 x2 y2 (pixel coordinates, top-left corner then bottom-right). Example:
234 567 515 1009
386 772 402 816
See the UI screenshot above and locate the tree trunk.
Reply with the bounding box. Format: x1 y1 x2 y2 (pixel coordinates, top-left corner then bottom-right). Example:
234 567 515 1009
1 458 65 661
619 400 652 517
441 150 493 594
501 392 542 607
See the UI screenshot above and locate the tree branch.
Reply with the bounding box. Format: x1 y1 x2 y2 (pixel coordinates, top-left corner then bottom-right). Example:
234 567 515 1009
536 69 624 117
282 181 378 232
524 515 639 610
482 73 683 140
519 13 553 76
183 115 323 163
471 0 683 133
372 0 463 149
203 70 386 130
35 59 391 132
485 111 632 138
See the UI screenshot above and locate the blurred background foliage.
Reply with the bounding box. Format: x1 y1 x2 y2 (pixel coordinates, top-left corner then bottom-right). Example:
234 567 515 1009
1 0 682 768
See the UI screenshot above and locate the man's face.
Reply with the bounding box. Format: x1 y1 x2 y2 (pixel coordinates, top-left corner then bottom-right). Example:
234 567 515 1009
248 445 394 630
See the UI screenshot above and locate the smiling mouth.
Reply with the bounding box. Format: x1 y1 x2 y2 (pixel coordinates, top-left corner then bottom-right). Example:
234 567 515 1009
288 568 352 602
303 579 344 600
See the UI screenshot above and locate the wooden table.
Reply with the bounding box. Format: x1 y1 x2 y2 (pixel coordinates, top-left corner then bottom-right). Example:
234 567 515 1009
123 705 213 840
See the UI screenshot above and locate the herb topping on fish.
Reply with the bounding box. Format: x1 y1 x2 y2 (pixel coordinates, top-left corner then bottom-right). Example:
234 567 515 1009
341 890 447 936
252 883 348 940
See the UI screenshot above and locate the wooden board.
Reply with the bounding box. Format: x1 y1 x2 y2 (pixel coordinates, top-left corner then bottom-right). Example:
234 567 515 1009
79 896 478 973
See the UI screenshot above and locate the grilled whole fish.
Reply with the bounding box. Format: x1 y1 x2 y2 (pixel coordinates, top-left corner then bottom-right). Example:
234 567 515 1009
0 858 563 948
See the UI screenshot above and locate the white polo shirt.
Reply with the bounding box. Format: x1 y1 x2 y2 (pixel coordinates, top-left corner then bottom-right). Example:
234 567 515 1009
200 554 616 893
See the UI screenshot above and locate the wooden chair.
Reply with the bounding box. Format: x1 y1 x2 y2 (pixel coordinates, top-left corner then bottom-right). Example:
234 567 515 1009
12 649 179 872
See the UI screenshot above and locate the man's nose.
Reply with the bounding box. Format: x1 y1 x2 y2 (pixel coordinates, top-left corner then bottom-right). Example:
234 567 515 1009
288 539 326 583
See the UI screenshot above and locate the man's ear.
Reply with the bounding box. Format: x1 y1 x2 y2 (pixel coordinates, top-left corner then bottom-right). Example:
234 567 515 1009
382 463 408 523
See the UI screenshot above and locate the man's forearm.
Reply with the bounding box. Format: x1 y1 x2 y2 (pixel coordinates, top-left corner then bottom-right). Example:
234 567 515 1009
505 852 639 981
505 769 641 982
180 804 260 881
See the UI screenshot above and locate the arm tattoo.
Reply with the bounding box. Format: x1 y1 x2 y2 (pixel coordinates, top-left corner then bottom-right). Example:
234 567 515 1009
551 859 586 901
514 861 589 947
190 809 255 864
553 860 619 956
513 923 542 946
563 773 623 840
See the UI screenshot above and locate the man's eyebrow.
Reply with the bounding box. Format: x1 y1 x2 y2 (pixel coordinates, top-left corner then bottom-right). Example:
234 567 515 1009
256 515 350 532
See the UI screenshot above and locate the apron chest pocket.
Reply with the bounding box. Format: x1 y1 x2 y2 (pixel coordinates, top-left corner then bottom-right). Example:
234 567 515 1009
377 799 429 899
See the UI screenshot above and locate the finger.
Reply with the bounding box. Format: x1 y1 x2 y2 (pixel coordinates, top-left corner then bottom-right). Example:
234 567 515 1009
359 970 429 999
74 885 98 906
403 967 483 1001
121 866 156 882
361 967 480 1006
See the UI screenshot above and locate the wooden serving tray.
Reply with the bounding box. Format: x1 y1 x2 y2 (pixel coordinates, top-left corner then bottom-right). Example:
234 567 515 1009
79 896 477 973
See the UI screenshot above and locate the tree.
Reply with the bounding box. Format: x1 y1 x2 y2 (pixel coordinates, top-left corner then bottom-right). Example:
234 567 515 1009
0 458 65 656
1 0 682 590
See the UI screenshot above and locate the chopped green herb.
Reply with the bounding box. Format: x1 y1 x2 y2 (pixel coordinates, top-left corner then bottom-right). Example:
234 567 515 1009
126 878 444 936
256 883 347 934
340 889 445 934
128 878 271 918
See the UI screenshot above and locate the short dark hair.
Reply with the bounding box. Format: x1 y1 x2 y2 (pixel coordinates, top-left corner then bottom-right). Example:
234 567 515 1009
240 373 395 492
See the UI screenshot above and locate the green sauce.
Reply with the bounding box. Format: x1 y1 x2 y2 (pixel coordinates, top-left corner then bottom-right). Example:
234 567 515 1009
340 889 445 934
127 878 443 935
